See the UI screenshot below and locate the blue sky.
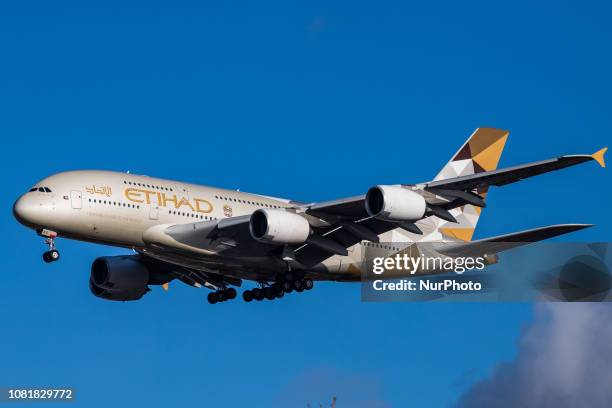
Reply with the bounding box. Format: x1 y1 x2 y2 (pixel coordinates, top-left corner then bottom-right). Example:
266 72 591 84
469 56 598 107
1 1 610 406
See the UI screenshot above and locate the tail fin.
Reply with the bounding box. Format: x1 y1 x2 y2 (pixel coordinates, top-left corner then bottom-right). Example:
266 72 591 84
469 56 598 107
431 128 509 242
435 127 509 180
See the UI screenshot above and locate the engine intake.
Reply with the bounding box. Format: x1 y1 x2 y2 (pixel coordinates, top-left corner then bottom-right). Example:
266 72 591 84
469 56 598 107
249 209 311 244
365 185 427 221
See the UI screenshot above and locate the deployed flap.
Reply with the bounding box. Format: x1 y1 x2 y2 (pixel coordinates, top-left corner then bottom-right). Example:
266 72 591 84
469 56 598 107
436 224 593 258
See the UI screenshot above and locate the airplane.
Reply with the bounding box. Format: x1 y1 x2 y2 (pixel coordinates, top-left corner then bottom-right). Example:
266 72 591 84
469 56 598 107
12 128 607 304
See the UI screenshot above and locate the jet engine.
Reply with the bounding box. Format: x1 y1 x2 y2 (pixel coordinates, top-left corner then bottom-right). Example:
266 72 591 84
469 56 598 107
89 255 152 301
89 278 149 301
249 209 311 244
365 185 427 221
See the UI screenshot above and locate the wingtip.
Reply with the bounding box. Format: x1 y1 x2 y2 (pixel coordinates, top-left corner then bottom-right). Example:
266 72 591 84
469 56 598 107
566 223 595 231
592 147 607 168
577 223 595 229
162 283 169 291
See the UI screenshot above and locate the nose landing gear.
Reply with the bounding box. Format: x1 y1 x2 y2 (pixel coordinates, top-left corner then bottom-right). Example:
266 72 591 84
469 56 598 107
40 230 60 263
43 249 60 263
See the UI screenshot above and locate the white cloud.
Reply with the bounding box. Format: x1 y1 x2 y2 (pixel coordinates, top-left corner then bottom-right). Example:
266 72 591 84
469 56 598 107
456 304 612 408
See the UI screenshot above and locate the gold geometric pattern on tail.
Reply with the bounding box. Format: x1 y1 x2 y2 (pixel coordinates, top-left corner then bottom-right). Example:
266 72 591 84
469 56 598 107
439 227 475 242
470 130 508 171
432 128 509 242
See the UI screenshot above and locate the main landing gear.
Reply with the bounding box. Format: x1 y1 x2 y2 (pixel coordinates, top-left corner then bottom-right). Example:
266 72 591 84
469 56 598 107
242 275 314 303
207 287 237 304
40 230 60 263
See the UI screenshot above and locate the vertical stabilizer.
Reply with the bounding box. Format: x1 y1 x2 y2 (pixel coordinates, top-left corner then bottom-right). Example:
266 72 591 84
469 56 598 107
427 128 509 242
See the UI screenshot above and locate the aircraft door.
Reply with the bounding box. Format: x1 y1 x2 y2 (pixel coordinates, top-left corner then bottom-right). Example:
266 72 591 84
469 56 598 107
70 190 82 209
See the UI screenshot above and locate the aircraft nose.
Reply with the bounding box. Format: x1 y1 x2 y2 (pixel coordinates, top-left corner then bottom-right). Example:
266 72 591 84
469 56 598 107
13 194 37 226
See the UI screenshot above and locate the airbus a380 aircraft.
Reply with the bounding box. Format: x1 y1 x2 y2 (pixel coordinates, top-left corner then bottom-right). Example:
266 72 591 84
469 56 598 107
13 128 607 304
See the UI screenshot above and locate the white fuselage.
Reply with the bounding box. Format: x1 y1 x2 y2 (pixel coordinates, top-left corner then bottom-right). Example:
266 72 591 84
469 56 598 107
14 170 387 280
12 170 487 283
13 170 293 244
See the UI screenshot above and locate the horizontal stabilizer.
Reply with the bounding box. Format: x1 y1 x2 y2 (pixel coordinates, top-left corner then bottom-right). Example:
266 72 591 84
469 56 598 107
437 224 593 258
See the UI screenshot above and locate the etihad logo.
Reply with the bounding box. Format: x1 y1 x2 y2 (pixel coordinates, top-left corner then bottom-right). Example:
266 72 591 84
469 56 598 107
86 185 112 197
124 188 213 213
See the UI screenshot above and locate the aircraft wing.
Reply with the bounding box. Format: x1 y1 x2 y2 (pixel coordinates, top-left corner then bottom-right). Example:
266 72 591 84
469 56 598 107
292 149 605 266
425 150 606 192
306 149 607 217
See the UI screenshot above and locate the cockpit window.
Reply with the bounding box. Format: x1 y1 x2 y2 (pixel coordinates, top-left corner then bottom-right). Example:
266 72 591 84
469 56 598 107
34 187 52 192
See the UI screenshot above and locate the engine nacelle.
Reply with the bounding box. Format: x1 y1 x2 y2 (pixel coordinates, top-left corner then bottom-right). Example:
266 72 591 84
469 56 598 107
249 209 311 244
365 185 427 221
89 279 148 301
91 256 150 290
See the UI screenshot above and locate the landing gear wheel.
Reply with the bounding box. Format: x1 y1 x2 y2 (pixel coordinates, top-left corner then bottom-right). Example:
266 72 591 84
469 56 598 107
49 250 60 261
42 250 59 263
272 282 284 296
275 290 284 299
226 288 237 300
243 290 254 302
207 292 218 304
293 279 304 292
252 288 264 301
283 281 293 293
264 286 276 300
303 278 314 290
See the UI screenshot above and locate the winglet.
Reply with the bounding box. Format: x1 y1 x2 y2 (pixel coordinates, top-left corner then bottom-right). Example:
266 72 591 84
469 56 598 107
592 147 607 168
162 283 169 291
